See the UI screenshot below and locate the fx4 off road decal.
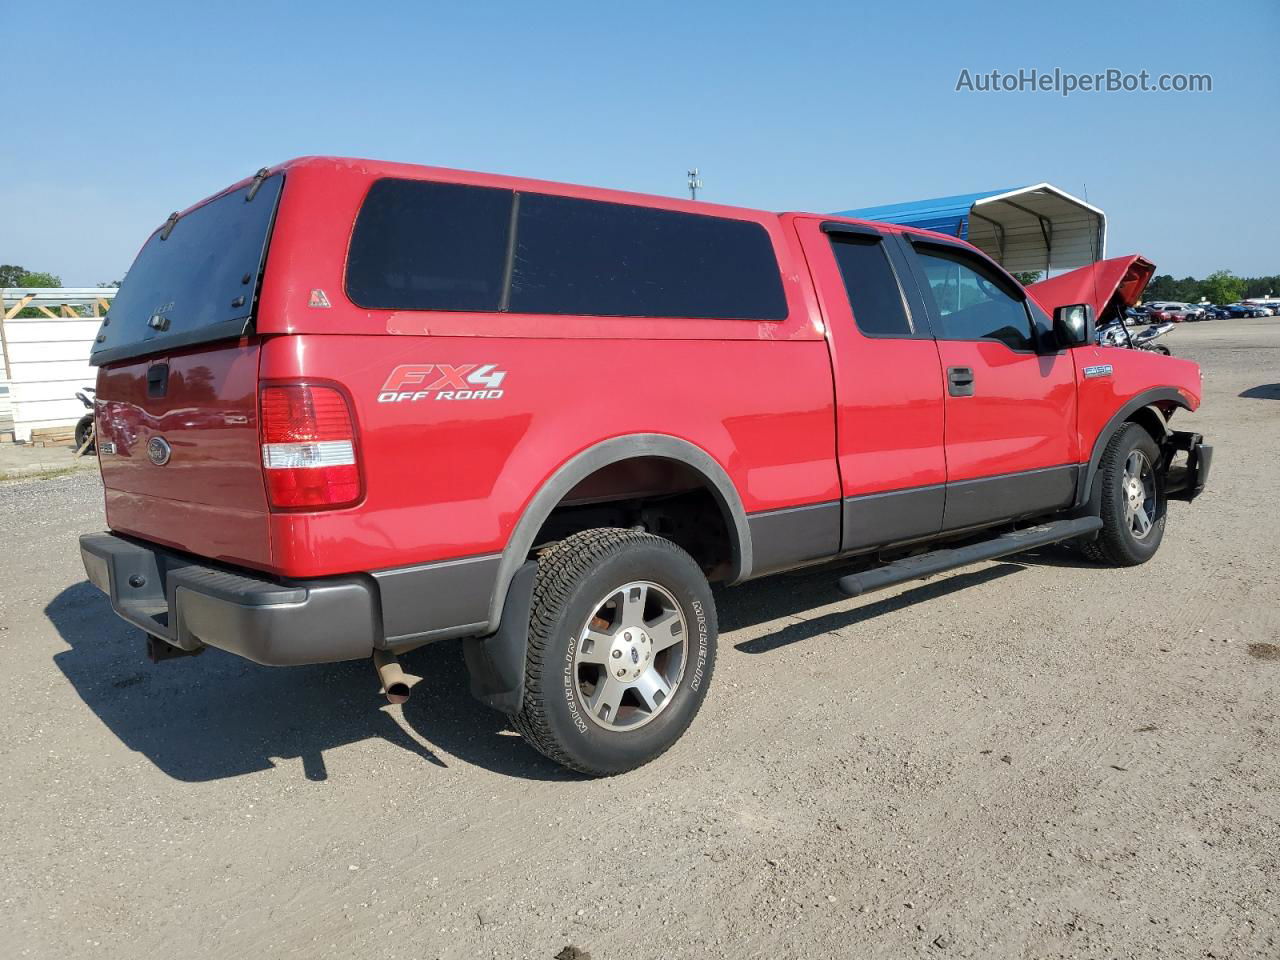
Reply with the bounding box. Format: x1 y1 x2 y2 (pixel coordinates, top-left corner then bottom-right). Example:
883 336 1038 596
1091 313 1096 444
377 364 507 402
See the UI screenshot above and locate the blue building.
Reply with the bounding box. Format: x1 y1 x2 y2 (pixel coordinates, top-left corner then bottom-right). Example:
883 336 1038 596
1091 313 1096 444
839 183 1106 276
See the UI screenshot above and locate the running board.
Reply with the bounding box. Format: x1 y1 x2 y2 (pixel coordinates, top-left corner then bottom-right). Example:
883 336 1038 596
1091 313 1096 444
836 516 1103 598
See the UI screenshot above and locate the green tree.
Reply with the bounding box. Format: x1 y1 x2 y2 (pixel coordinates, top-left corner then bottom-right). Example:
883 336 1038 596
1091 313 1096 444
1173 276 1201 302
1200 270 1244 306
1145 274 1177 301
1243 276 1280 299
1 266 63 289
1012 271 1042 286
1 266 67 317
16 270 62 288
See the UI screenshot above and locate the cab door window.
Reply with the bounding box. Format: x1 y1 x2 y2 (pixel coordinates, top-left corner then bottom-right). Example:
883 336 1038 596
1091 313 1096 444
828 234 914 337
915 247 1034 352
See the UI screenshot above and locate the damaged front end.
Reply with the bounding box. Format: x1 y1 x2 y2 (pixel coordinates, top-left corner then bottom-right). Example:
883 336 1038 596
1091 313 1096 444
1163 431 1213 502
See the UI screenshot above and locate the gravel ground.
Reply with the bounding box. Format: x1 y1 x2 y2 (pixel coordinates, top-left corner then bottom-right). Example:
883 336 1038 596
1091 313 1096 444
2 319 1277 960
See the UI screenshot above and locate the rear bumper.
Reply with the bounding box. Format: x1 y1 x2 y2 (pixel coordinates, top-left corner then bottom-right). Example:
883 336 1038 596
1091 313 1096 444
1164 431 1212 502
78 532 377 665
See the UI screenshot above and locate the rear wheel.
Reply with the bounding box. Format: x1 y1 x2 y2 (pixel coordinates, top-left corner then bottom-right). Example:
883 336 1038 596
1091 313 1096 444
1082 423 1166 566
509 528 717 776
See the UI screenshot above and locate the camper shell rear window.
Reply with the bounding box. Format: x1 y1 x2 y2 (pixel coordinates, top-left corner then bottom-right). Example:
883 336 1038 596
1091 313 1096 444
345 178 787 321
90 173 284 366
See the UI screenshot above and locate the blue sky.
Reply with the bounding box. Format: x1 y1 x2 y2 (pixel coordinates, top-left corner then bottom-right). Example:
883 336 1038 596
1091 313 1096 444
4 0 1276 284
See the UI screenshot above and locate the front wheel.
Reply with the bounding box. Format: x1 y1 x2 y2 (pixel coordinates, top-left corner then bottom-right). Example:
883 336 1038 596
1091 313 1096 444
509 528 717 776
1082 423 1166 566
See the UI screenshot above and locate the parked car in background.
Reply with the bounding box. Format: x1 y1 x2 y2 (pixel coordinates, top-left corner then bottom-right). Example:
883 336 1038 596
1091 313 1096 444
1184 304 1207 321
1201 304 1231 320
1148 304 1202 323
1242 300 1279 316
1228 302 1271 318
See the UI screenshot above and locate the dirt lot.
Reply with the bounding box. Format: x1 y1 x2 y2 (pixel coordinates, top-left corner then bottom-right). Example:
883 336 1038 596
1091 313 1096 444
2 319 1277 960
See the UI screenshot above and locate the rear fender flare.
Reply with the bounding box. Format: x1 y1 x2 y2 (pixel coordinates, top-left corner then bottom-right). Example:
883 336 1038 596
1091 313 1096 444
486 434 751 632
1076 387 1190 509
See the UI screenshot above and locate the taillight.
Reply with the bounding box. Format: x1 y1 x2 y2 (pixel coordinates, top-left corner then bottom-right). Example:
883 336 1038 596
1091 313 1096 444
260 384 361 509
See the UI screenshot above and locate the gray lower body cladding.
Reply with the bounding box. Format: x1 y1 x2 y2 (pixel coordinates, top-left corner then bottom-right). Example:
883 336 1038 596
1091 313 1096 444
746 464 1081 571
78 532 502 666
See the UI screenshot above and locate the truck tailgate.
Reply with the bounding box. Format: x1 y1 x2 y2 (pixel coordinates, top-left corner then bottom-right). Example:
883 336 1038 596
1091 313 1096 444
95 342 271 569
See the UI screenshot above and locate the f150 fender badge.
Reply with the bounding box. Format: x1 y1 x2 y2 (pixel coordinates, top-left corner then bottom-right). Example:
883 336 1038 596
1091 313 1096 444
147 436 172 465
1083 364 1114 379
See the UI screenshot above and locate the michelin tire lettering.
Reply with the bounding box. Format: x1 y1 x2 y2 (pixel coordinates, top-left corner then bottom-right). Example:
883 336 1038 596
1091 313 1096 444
690 599 708 692
564 640 589 734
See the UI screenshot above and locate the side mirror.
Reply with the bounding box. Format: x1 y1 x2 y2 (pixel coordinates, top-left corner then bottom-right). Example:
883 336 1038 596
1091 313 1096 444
1053 303 1094 348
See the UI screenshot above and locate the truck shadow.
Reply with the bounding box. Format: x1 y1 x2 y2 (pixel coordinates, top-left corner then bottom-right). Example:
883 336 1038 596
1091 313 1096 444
45 581 574 784
1239 383 1280 400
723 562 1026 654
47 558 1033 782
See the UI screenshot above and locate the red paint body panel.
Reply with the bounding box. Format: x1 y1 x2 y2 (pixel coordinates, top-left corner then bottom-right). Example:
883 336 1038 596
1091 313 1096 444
257 334 838 577
936 341 1079 481
1071 344 1202 458
92 156 1204 590
791 216 947 496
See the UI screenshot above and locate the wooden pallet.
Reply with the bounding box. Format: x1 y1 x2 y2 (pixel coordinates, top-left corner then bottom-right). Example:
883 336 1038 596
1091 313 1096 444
29 426 77 447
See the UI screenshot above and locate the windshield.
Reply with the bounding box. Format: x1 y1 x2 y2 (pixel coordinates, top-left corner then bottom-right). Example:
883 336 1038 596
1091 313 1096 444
90 172 283 365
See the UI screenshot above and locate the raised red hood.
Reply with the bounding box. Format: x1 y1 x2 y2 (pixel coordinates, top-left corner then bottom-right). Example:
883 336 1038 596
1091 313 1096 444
1027 255 1155 316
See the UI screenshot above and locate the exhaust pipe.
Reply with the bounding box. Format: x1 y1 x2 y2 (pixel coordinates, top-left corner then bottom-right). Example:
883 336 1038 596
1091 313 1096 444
372 649 421 704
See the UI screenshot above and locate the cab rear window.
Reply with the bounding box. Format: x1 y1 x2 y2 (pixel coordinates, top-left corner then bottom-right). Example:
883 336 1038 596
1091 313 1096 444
345 178 787 320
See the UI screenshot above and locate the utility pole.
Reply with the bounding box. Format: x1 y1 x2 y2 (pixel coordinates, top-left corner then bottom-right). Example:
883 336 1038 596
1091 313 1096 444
687 168 703 201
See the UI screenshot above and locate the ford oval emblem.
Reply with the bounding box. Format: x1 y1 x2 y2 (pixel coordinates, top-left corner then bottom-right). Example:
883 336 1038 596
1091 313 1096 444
147 436 172 466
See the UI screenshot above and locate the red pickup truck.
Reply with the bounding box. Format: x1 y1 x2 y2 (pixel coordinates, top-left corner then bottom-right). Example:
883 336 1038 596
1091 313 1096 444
80 157 1211 775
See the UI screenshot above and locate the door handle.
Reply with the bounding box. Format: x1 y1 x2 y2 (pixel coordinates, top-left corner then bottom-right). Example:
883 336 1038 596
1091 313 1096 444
947 366 975 397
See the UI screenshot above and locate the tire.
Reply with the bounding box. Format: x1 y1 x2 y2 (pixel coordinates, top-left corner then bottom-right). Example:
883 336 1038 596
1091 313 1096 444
509 527 717 776
1151 344 1172 355
74 415 95 453
1081 423 1166 566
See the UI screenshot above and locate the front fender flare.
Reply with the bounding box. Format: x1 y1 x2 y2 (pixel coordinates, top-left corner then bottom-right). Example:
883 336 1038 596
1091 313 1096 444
1075 387 1191 509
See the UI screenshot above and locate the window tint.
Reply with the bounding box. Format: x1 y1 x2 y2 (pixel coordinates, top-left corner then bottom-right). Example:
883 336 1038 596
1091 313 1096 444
915 248 1033 351
92 174 284 366
828 235 912 337
345 179 788 320
508 193 787 319
346 179 513 311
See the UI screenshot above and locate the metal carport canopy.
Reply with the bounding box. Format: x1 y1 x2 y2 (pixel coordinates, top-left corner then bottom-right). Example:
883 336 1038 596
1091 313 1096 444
837 183 1106 274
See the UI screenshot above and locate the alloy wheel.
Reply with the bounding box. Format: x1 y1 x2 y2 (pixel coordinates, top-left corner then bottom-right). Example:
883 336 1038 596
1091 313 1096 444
573 580 687 731
1123 449 1157 540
